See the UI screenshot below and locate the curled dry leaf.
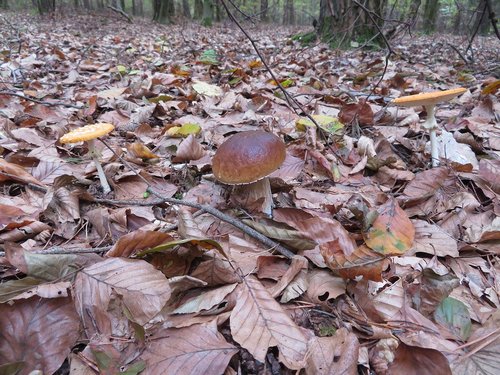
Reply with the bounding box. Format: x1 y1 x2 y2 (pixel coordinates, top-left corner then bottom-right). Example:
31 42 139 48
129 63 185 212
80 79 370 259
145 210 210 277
141 322 238 375
0 297 80 375
106 230 173 257
172 134 206 163
0 158 45 186
230 275 309 370
321 243 387 281
126 141 160 160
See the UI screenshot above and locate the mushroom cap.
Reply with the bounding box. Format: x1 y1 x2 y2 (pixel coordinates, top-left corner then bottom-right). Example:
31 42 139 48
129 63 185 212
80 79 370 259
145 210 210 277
60 123 115 144
212 130 286 185
392 88 466 107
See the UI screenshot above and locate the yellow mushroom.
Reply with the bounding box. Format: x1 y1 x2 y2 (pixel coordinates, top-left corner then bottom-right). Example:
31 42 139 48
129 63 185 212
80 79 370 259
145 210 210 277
60 123 115 193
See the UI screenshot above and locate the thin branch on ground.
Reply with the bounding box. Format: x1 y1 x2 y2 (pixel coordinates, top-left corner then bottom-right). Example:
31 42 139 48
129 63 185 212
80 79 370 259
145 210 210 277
99 139 296 259
0 90 84 109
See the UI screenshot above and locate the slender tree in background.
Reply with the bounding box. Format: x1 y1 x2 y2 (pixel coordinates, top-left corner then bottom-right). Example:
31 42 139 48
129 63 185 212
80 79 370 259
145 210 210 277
153 0 175 23
473 0 491 35
36 0 56 14
202 0 214 26
318 0 386 46
260 0 269 22
182 0 191 18
194 0 203 19
0 0 8 9
422 0 440 33
283 0 295 25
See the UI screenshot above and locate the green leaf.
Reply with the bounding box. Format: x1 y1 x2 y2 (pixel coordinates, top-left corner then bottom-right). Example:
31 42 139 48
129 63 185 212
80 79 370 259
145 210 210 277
116 65 128 74
198 49 219 65
434 297 471 340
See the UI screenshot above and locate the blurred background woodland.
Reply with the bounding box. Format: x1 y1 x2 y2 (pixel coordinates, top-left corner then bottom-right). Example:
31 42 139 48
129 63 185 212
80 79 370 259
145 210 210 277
0 0 498 46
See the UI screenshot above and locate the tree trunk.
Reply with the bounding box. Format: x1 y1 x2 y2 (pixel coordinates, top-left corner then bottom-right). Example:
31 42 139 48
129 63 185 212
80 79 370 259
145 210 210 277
182 0 190 18
202 0 214 26
0 0 9 9
283 0 295 25
36 0 56 14
474 0 490 35
261 0 268 22
422 0 440 33
153 0 175 24
318 0 386 46
194 0 203 19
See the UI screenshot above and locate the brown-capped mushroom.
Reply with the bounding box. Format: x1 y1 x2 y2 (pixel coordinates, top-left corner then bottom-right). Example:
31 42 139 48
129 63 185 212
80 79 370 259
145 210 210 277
212 130 286 217
391 87 466 167
60 123 115 193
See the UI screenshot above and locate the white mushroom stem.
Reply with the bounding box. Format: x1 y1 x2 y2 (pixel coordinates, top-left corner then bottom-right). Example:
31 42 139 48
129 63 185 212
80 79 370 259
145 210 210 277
241 178 274 217
87 139 112 194
423 104 439 167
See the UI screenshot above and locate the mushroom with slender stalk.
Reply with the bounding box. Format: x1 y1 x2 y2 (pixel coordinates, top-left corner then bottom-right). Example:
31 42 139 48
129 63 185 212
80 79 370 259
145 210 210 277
60 123 115 194
212 130 286 217
391 87 466 167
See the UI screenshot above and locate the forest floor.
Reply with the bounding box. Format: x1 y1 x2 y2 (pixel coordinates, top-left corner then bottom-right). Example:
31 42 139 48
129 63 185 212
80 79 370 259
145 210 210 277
0 11 499 375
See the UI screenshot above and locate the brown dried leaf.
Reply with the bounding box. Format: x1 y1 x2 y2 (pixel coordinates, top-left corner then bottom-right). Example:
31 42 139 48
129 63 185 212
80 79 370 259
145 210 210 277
388 343 452 375
339 100 374 126
306 270 346 305
172 134 206 162
126 141 159 160
402 167 451 199
321 244 386 281
306 328 359 375
74 258 171 328
0 297 80 375
141 323 238 374
410 219 459 257
230 275 308 369
106 230 173 257
0 158 44 186
173 283 238 314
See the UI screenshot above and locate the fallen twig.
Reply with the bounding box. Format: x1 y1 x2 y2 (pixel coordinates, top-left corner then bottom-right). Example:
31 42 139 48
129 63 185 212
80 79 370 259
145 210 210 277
0 90 84 109
107 5 133 23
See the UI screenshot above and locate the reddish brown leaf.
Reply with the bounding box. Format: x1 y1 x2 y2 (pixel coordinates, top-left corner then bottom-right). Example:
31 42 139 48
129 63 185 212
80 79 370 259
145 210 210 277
0 297 80 375
106 230 174 257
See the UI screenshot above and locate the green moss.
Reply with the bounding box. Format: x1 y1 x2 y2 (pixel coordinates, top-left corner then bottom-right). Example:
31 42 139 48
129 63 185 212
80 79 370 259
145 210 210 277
290 31 317 45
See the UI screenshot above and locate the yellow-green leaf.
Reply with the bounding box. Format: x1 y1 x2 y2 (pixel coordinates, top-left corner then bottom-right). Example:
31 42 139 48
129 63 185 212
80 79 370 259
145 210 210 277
296 115 344 135
166 123 201 137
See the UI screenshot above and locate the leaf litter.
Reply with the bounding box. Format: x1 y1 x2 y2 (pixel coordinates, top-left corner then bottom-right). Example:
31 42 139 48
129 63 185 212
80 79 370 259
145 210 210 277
0 12 499 375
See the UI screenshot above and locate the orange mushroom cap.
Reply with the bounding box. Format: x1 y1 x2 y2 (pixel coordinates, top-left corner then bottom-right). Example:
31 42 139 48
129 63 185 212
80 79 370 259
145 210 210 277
60 123 115 144
392 88 466 107
212 131 286 185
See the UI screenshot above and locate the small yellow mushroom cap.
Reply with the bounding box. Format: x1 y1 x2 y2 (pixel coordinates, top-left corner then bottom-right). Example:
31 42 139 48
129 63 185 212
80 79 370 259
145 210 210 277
392 88 466 107
60 123 115 144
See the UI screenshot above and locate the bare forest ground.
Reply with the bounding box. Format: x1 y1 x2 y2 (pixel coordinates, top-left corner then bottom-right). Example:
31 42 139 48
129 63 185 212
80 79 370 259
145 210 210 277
0 11 499 375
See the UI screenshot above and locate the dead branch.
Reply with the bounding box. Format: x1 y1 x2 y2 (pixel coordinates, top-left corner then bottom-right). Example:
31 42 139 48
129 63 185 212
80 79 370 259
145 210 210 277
0 90 84 109
107 5 133 23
